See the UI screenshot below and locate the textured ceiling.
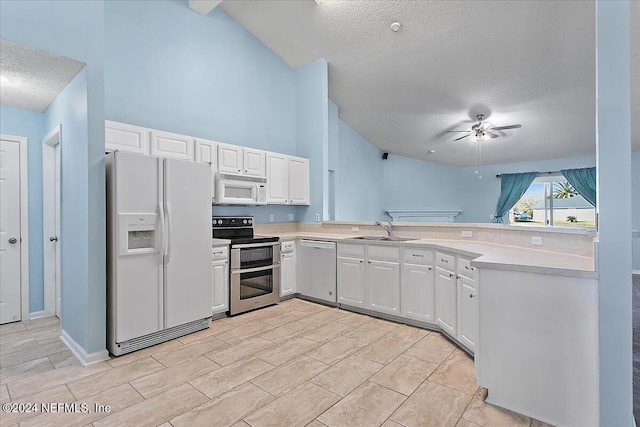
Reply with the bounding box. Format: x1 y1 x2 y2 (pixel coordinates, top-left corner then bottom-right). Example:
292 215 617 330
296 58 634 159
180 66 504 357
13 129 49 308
221 0 640 167
0 39 85 112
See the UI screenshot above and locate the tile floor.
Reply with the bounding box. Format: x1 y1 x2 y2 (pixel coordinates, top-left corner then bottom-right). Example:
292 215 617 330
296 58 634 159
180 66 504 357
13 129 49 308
1 298 552 427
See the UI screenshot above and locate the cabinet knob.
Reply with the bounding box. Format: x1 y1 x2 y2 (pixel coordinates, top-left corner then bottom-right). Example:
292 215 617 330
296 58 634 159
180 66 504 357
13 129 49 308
470 294 475 299
245 170 248 173
359 260 363 263
427 267 432 271
449 273 454 278
368 260 372 264
441 258 447 263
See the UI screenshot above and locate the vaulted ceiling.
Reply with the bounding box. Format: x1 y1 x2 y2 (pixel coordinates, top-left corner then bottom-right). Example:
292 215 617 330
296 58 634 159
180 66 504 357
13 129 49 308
221 0 640 167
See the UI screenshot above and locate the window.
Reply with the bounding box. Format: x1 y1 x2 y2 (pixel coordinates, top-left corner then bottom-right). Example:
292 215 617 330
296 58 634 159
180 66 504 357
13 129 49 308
511 175 595 227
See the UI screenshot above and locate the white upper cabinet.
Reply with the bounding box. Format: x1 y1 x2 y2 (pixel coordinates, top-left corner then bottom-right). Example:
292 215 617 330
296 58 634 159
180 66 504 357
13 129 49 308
288 156 310 205
266 152 288 204
194 138 218 202
243 148 266 177
218 144 243 174
149 130 194 160
105 121 149 154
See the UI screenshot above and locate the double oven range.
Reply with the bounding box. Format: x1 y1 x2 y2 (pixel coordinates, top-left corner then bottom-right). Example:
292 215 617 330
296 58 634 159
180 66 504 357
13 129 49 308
212 216 280 315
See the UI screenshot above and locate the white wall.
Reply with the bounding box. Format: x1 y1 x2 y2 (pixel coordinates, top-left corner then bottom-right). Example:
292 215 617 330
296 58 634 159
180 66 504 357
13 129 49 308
632 151 640 273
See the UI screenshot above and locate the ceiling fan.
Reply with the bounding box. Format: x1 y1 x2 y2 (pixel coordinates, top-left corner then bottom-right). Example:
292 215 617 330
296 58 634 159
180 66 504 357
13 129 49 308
447 114 522 142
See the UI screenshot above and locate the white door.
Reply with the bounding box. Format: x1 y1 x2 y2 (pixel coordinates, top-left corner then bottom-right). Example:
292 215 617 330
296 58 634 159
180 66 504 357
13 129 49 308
367 260 400 315
0 140 22 324
218 144 243 174
163 158 213 328
149 130 194 161
280 251 296 297
435 267 457 335
337 256 365 308
401 263 435 322
194 138 218 202
54 144 61 317
243 148 265 177
266 153 288 204
212 260 229 314
458 276 478 350
288 157 309 205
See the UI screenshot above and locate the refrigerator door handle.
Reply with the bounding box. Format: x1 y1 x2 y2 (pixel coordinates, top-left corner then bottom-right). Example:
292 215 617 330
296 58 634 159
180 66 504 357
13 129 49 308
157 158 166 265
165 201 173 263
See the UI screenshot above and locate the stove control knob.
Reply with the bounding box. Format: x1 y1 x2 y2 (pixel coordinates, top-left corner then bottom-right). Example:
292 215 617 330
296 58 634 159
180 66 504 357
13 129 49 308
243 219 247 224
248 219 252 224
218 220 223 225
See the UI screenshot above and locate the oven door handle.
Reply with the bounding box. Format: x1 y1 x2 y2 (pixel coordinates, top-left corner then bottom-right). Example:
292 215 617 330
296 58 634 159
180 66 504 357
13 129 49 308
232 242 281 249
231 264 281 274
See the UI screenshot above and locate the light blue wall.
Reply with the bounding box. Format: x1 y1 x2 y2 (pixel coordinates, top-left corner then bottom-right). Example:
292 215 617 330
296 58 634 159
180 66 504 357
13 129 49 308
335 119 385 221
44 69 91 347
632 151 640 272
0 105 45 312
104 0 299 224
383 154 462 216
458 155 597 223
295 59 329 223
1 0 106 354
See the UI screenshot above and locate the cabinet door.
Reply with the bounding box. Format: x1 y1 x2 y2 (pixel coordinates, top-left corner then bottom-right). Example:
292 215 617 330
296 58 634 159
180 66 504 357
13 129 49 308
266 153 288 204
243 148 266 177
338 256 365 308
194 138 218 202
218 144 243 174
435 267 457 335
212 260 229 315
458 275 478 350
280 250 296 297
105 120 149 154
149 130 194 160
367 260 400 315
401 263 435 322
288 157 309 205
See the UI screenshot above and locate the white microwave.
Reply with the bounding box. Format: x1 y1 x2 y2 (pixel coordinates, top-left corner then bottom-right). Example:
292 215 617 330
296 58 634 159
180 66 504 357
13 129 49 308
215 172 267 205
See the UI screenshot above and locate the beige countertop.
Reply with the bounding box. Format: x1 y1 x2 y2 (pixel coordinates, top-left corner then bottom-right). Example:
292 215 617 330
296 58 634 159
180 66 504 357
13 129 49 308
262 232 597 279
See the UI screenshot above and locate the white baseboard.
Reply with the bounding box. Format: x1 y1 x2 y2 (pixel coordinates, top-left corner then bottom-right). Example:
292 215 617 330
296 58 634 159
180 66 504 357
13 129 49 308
60 330 110 366
28 310 46 320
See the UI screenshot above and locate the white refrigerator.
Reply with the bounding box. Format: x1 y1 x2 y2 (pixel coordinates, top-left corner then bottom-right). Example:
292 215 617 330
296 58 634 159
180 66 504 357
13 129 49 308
106 151 212 356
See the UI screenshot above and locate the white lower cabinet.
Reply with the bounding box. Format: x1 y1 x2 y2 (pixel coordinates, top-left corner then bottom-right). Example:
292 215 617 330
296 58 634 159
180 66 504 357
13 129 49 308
337 256 366 307
367 260 400 315
435 266 457 335
280 242 296 297
401 263 435 322
457 273 478 350
212 246 229 315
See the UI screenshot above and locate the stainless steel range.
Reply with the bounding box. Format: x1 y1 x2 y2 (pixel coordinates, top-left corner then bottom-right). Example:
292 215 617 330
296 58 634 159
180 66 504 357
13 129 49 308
212 216 280 315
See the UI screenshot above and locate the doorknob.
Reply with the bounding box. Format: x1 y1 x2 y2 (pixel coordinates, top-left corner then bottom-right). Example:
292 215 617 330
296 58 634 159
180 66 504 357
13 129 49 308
8 237 17 244
50 236 58 242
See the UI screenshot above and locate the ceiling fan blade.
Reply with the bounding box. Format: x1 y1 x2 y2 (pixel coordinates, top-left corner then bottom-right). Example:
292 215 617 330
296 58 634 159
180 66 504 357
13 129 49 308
454 134 471 141
487 132 499 139
446 130 472 132
489 124 522 131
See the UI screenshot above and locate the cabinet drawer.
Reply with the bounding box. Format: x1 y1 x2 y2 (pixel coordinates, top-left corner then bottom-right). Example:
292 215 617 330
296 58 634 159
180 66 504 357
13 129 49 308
457 257 477 278
436 252 455 269
281 241 295 253
212 246 229 261
338 243 365 258
403 248 434 265
367 245 400 261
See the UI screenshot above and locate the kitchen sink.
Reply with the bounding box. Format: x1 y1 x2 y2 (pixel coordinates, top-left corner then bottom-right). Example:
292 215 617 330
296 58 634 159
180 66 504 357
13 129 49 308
349 236 418 242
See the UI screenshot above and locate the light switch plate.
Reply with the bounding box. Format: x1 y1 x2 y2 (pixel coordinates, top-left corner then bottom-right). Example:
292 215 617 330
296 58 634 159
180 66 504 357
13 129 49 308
461 230 473 238
531 236 543 246
315 213 320 222
269 213 274 222
288 213 294 221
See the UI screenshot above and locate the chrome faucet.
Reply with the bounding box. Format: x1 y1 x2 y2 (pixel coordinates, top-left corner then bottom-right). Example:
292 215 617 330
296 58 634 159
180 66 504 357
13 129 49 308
375 221 393 238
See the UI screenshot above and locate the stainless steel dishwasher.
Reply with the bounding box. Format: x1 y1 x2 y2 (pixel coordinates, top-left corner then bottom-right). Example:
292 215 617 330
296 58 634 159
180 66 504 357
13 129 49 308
298 240 337 304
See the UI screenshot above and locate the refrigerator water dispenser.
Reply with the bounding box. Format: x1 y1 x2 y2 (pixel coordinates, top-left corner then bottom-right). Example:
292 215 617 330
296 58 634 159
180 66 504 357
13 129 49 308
119 213 159 255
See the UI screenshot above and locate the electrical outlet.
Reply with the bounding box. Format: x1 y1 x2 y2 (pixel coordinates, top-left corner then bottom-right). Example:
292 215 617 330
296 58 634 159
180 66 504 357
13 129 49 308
461 230 473 238
288 213 294 221
352 227 360 232
531 236 543 246
269 213 274 222
315 213 320 222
